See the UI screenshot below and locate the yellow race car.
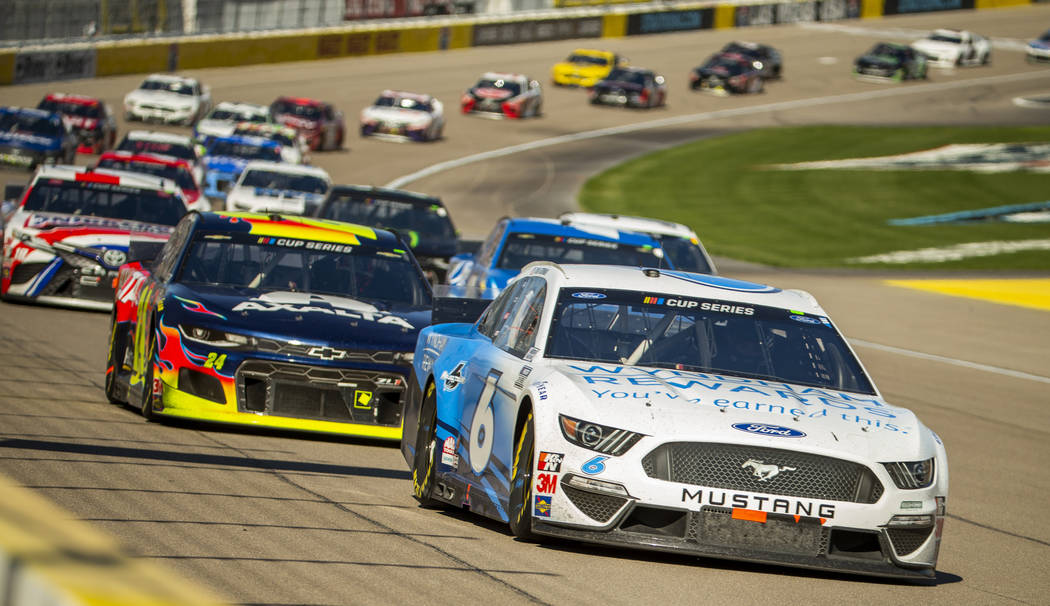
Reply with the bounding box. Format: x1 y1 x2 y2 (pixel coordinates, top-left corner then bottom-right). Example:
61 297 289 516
551 48 626 87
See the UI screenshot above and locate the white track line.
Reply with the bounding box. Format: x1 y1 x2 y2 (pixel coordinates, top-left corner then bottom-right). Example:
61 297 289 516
851 339 1050 384
797 22 1032 52
384 69 1050 189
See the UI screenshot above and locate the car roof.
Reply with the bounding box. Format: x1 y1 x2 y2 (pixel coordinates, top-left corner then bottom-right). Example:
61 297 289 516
569 48 613 57
211 101 270 114
503 217 662 247
234 122 297 136
379 90 434 102
30 165 179 194
558 212 699 240
196 211 403 248
240 160 331 178
328 184 441 205
522 264 824 314
480 72 526 81
42 93 101 105
124 130 195 145
99 150 189 168
273 96 325 107
143 73 198 84
207 134 278 147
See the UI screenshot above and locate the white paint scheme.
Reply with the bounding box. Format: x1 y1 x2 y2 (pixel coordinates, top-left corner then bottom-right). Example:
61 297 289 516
123 74 212 125
911 29 991 67
360 90 445 142
224 161 331 216
195 102 272 139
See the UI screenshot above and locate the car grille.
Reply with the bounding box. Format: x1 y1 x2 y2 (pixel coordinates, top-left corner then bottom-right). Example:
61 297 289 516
642 442 883 504
254 338 401 364
686 506 830 557
562 485 628 524
235 359 405 426
886 526 933 556
139 104 174 113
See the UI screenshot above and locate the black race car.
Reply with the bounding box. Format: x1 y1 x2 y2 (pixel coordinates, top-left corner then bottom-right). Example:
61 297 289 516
690 53 764 95
854 42 928 81
314 185 459 283
719 41 783 79
588 67 667 109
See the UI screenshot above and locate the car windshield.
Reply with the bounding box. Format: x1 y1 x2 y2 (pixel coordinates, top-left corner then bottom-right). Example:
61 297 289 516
655 236 713 274
240 169 328 194
207 140 281 161
497 232 663 271
117 138 195 162
22 179 186 226
178 231 431 305
97 158 197 191
567 53 609 66
703 56 747 75
474 78 522 96
870 44 905 57
37 100 102 118
373 95 432 113
929 32 963 44
272 101 322 120
604 69 645 85
318 193 456 240
0 112 64 137
546 288 876 394
208 108 266 123
234 126 296 147
141 79 195 95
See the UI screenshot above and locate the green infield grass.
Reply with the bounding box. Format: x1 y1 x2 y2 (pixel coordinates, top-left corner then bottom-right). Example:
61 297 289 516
578 126 1050 270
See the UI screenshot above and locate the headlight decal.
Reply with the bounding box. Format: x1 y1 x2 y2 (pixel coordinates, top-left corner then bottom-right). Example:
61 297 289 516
559 414 644 456
882 458 935 489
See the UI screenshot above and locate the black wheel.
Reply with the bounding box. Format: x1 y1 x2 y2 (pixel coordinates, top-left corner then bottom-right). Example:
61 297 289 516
104 315 127 405
508 409 537 540
139 331 157 420
412 381 441 507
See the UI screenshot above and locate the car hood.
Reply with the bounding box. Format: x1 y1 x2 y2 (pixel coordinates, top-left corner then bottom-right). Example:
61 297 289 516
9 211 172 264
911 40 960 56
125 90 197 108
0 131 61 151
204 155 250 174
276 114 320 132
195 120 237 138
227 186 325 213
470 87 515 101
539 364 931 461
167 284 431 351
856 54 903 68
361 107 432 127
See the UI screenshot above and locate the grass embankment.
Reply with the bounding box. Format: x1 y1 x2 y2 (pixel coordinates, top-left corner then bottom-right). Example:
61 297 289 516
578 126 1050 270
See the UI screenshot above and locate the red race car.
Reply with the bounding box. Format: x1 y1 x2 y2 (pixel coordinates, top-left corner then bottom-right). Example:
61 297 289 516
96 150 210 212
37 93 117 154
270 96 345 151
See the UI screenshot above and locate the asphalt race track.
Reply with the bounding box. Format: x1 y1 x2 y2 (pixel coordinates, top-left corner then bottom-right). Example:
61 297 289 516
2 6 1049 605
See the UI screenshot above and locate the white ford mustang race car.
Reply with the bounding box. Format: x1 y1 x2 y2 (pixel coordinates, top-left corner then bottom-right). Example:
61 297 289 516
123 74 211 125
224 161 331 216
911 29 991 68
360 90 444 142
403 263 948 579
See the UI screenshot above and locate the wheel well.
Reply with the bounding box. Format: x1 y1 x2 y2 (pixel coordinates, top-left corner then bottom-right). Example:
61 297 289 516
514 397 534 443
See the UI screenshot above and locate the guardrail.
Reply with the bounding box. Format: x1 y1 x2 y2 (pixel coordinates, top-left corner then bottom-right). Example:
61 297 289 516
0 0 1034 86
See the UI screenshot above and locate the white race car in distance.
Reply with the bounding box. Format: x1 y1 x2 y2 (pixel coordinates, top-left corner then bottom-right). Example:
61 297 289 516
404 263 948 579
911 29 991 68
194 102 273 140
224 161 331 216
360 91 444 142
123 74 212 125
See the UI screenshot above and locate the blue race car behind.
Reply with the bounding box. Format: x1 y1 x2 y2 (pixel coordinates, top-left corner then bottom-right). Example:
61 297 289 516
0 107 76 170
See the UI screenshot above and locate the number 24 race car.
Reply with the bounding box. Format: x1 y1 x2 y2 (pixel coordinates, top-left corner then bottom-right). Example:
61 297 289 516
404 263 948 579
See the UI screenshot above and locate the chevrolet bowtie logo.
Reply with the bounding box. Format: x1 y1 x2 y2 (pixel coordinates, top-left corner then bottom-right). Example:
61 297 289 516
307 346 347 360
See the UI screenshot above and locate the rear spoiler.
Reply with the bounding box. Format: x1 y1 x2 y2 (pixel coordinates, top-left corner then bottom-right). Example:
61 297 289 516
431 284 491 325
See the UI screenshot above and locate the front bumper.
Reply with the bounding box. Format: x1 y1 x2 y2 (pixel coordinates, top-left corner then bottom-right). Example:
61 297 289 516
125 104 197 125
1027 46 1050 62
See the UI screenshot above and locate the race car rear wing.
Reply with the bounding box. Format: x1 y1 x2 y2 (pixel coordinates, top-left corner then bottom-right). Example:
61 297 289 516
431 284 491 325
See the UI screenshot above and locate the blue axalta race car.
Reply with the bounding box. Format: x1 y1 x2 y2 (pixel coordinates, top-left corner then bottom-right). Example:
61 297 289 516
201 134 283 202
446 217 669 298
0 106 76 170
106 211 432 439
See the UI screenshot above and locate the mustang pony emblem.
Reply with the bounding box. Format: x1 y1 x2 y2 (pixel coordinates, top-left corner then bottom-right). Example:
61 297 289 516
742 459 796 482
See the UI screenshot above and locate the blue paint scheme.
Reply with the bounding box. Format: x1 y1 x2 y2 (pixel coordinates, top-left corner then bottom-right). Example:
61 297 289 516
663 271 781 293
0 107 75 167
447 217 669 299
201 135 282 201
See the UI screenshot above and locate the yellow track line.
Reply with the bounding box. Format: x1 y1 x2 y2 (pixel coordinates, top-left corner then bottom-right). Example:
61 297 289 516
886 278 1050 312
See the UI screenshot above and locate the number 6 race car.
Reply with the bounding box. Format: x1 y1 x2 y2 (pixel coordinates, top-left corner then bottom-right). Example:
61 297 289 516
403 263 948 579
106 212 433 439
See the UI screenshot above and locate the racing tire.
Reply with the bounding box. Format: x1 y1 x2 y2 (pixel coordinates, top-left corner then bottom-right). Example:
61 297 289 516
104 315 127 405
411 381 441 508
139 331 157 421
508 409 538 541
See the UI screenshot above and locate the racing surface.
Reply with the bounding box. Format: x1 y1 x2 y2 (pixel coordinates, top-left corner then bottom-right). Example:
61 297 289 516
2 6 1050 604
